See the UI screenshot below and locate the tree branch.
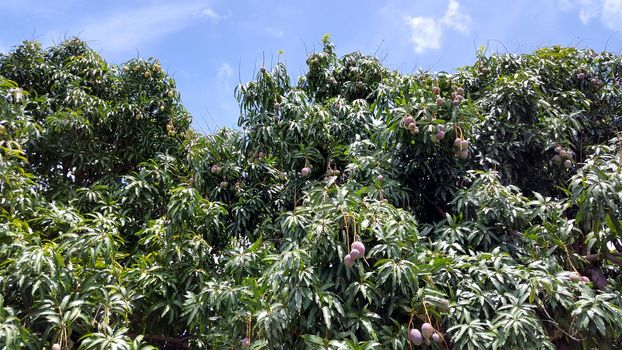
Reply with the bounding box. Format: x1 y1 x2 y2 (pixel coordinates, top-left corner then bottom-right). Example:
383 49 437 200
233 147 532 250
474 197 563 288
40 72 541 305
585 264 608 290
583 252 622 266
605 251 622 266
128 333 193 350
583 253 600 262
421 192 445 217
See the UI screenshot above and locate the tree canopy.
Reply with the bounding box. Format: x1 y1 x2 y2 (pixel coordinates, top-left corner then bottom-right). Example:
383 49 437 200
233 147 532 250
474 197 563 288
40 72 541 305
1 36 621 349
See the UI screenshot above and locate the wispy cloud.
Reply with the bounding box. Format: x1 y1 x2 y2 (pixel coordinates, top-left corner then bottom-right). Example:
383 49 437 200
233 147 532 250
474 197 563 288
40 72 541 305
265 27 285 38
441 0 471 32
0 0 77 17
77 3 221 52
558 0 574 10
217 62 233 81
404 0 471 54
559 0 622 31
578 0 599 23
200 8 221 19
217 62 234 90
601 0 622 31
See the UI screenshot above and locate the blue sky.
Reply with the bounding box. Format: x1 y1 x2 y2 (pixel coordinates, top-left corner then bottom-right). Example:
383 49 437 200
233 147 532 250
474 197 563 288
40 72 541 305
1 0 622 133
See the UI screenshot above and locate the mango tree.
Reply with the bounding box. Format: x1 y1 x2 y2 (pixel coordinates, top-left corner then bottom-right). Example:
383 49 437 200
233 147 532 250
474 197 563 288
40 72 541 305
0 36 621 349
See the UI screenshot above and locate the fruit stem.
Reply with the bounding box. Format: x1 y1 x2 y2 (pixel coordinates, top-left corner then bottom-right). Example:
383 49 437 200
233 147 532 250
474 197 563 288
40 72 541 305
293 188 297 214
563 243 578 273
246 316 252 341
422 300 431 323
407 313 414 350
455 124 463 140
342 210 351 254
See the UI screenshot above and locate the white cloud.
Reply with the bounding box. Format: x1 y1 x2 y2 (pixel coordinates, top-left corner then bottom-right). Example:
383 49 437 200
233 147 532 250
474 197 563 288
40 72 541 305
578 0 599 23
217 63 233 81
404 0 471 54
441 0 471 33
265 27 285 38
601 0 622 31
217 62 234 91
558 0 574 10
404 16 443 53
77 3 220 52
200 8 220 19
559 0 622 31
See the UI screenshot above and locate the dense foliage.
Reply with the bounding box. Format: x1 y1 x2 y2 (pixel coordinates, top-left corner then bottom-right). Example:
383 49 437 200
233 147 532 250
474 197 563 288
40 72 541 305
1 36 622 349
